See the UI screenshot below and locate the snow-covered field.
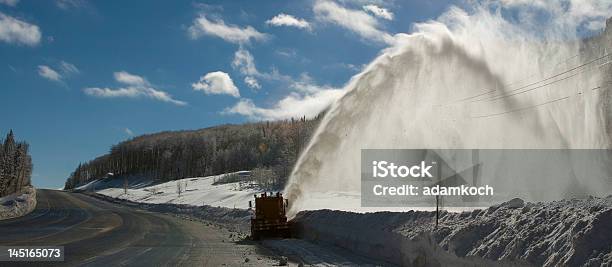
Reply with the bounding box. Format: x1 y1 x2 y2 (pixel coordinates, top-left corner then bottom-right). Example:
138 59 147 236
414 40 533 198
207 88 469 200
81 173 264 210
76 172 477 215
0 186 36 220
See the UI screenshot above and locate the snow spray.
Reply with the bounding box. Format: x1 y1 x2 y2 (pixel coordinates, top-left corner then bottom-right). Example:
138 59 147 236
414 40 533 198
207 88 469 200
284 1 612 217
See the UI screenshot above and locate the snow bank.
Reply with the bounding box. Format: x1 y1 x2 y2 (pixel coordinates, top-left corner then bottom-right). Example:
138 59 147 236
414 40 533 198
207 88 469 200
292 196 612 266
87 192 253 233
74 176 154 192
0 187 37 220
291 190 478 215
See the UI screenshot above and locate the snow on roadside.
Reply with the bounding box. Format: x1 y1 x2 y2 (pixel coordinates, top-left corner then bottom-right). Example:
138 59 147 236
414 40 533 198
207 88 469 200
292 191 480 215
96 173 264 209
293 196 612 266
82 173 612 265
83 173 394 265
85 189 390 266
0 187 37 220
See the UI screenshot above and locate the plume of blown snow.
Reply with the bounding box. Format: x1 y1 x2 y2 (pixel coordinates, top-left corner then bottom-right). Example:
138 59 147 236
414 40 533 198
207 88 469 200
285 1 612 216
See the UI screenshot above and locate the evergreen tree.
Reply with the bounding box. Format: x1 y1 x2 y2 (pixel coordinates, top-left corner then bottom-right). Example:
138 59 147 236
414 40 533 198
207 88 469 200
0 130 33 197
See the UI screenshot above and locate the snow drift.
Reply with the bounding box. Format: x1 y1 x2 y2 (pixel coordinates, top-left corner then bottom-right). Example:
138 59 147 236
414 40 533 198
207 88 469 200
292 196 612 266
0 187 36 220
285 1 612 215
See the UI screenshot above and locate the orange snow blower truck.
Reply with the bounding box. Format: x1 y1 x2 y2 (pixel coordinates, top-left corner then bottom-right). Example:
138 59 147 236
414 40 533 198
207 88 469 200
249 192 291 240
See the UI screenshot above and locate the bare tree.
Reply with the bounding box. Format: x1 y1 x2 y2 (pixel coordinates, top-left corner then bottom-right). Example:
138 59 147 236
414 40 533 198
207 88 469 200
64 116 322 191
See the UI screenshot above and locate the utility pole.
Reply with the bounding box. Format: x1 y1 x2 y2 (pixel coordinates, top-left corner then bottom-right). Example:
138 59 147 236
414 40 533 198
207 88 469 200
436 195 439 229
124 176 128 195
435 158 442 229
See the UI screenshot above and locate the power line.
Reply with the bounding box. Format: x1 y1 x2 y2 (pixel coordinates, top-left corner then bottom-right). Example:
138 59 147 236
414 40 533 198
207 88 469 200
475 53 611 102
453 51 587 103
471 83 610 119
455 52 612 103
482 65 593 102
471 96 570 118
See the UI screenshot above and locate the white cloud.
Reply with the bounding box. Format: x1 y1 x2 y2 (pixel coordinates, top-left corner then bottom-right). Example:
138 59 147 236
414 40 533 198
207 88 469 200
0 13 41 46
362 4 393 20
124 128 134 136
114 71 147 86
188 14 267 44
225 75 345 120
192 71 240 97
0 0 19 7
244 76 261 89
231 47 293 84
276 48 297 58
497 0 612 31
56 0 86 10
84 87 140 97
325 62 363 72
313 0 393 44
38 61 79 83
232 48 264 89
59 61 79 75
266 13 311 30
38 65 62 81
225 89 343 120
232 47 258 76
84 71 187 106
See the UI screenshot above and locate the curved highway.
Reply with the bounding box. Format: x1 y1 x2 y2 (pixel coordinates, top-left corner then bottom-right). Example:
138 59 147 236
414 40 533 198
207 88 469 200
0 189 281 266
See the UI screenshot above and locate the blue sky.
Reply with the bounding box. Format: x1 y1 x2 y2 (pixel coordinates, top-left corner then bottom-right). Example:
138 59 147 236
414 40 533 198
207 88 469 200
0 0 457 188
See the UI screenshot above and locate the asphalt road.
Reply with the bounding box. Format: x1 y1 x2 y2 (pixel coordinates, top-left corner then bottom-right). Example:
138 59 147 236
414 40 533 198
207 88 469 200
0 189 282 266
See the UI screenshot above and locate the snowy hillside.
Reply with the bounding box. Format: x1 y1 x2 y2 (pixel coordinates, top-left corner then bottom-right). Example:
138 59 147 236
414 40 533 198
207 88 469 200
77 173 467 214
80 172 265 209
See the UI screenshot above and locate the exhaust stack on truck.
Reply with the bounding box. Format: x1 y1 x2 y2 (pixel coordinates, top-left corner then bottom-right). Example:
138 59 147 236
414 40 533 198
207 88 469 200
249 192 291 240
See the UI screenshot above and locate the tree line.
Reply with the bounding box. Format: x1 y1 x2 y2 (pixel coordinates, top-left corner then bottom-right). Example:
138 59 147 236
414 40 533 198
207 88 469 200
64 115 322 190
0 130 33 197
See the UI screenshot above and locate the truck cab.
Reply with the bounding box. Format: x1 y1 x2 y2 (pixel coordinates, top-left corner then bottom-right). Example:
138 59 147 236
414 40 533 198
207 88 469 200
250 192 291 240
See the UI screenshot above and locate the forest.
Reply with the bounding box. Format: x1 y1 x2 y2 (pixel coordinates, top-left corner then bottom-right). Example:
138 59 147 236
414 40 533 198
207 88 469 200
0 130 33 197
64 115 322 190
